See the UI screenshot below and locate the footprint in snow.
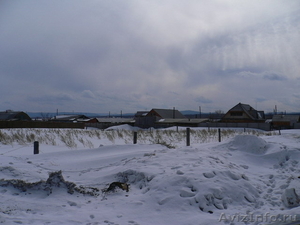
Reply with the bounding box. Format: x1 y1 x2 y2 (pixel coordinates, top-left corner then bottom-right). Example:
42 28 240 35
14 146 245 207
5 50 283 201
67 201 77 207
203 171 215 178
128 221 140 225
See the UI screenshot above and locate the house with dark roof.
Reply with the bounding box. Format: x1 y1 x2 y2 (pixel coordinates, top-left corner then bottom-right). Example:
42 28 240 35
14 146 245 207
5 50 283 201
90 117 134 129
147 108 186 119
271 114 300 129
134 108 189 128
135 111 149 118
0 111 31 121
221 103 265 123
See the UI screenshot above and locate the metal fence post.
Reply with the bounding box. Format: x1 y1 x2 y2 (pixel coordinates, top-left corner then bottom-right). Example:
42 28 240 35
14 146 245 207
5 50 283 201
34 141 39 154
218 128 221 142
133 132 137 144
186 128 190 146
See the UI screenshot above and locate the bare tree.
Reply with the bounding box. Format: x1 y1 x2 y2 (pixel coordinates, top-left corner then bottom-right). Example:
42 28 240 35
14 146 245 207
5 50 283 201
215 110 224 115
41 112 51 121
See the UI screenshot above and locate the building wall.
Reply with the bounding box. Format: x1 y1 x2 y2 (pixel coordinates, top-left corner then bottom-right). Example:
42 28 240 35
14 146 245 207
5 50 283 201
294 123 300 129
134 117 156 128
222 111 251 121
198 122 271 131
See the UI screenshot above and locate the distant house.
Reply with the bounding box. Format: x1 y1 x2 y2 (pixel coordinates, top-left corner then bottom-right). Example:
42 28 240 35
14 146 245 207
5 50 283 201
146 108 186 119
50 114 90 123
135 111 149 118
221 103 265 123
157 118 209 128
271 114 300 129
86 117 133 129
135 108 189 128
0 110 31 121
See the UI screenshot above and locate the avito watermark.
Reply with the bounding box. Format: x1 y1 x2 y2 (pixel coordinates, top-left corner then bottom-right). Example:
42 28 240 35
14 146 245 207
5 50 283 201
219 212 297 223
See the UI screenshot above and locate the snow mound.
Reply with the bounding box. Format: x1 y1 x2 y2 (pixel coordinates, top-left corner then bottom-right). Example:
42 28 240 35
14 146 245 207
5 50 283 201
227 135 269 155
105 124 141 131
146 170 260 215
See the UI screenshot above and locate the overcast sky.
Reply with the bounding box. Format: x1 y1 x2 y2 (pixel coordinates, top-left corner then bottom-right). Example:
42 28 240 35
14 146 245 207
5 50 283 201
1 0 299 114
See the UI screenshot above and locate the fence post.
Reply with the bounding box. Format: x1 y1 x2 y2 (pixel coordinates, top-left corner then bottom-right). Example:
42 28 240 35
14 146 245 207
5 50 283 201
218 128 221 142
133 131 137 144
34 141 39 154
186 128 190 146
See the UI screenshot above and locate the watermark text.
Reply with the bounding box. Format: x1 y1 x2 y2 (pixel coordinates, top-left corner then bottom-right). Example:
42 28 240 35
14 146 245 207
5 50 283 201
219 212 297 223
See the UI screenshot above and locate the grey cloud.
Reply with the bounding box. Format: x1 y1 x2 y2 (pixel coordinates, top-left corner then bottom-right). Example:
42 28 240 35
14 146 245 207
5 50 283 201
165 47 188 72
195 96 213 104
81 90 96 99
1 0 300 113
293 94 300 99
255 98 267 103
29 93 75 105
263 74 287 81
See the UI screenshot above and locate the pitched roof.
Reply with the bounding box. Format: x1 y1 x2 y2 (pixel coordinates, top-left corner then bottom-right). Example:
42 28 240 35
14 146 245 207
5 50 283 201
50 115 90 121
229 103 253 112
148 109 186 119
272 115 300 122
224 103 265 121
0 111 31 121
96 118 134 123
228 103 257 120
157 118 209 124
135 111 149 117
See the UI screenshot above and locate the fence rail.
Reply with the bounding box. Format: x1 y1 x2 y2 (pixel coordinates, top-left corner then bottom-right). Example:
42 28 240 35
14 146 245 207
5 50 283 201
197 122 271 131
0 121 85 129
294 123 300 129
2 121 297 131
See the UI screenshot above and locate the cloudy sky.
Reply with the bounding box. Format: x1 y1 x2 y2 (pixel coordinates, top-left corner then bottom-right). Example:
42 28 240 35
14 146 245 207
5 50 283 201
1 0 299 114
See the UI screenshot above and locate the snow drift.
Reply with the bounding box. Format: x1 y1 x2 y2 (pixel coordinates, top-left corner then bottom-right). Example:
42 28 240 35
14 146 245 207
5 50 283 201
0 128 300 224
227 135 269 154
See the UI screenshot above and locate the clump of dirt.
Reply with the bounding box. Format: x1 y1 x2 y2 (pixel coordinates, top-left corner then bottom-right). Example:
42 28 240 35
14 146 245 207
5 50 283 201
0 171 100 196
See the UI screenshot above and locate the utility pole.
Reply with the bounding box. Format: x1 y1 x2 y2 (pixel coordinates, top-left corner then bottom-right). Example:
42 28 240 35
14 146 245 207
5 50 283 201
274 105 277 115
199 106 201 118
173 107 175 119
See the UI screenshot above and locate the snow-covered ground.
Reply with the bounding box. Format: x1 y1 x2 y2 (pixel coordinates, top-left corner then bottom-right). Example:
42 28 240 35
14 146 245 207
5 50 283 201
0 126 300 225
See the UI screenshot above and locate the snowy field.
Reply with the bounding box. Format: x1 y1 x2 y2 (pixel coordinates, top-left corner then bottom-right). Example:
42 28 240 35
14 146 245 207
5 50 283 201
0 126 300 225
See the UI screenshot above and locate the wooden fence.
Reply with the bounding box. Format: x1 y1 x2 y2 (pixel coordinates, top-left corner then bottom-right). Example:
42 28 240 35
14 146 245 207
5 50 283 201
197 122 271 131
0 121 85 129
